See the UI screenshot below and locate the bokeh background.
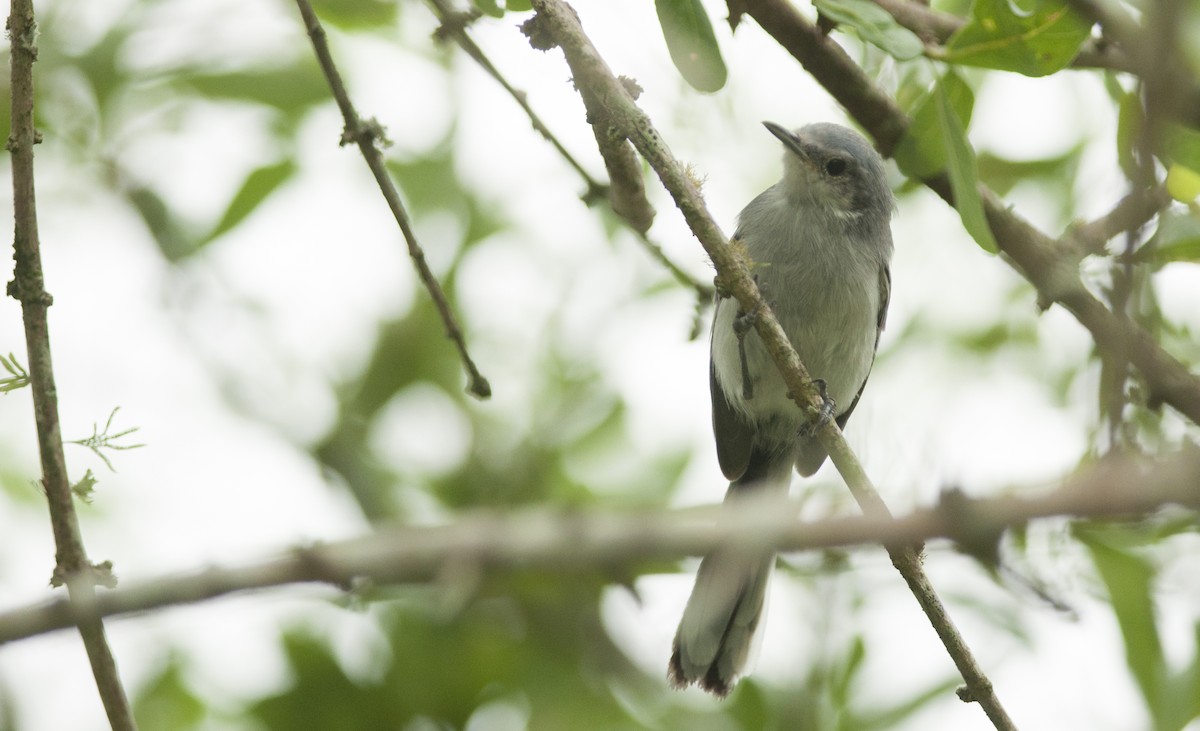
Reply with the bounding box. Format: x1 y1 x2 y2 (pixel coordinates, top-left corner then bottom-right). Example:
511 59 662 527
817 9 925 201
0 0 1198 729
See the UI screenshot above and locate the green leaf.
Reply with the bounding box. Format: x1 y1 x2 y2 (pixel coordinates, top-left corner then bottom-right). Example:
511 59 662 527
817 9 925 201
134 654 207 731
655 0 728 93
178 65 329 118
1075 522 1165 717
942 0 1092 76
934 75 998 253
203 160 297 245
1163 123 1200 173
813 0 925 60
310 0 398 29
976 144 1082 196
473 0 505 18
1115 88 1144 181
506 0 533 9
125 185 195 262
894 72 975 179
1142 208 1200 266
1166 164 1200 202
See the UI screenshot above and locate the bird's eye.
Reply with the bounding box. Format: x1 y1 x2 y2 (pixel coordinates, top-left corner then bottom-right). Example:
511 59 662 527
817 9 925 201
825 158 847 176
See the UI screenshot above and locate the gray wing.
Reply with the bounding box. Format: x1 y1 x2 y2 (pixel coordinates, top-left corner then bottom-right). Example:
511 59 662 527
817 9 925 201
710 357 753 482
835 263 891 430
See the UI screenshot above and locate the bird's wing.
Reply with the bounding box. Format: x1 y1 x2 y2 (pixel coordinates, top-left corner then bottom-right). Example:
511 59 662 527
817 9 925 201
835 263 891 430
710 356 754 482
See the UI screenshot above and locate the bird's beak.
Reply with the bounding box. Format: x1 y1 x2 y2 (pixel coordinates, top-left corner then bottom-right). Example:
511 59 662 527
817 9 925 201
763 121 814 167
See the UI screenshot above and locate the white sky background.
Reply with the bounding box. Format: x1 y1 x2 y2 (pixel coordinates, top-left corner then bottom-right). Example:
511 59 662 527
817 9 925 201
0 0 1198 729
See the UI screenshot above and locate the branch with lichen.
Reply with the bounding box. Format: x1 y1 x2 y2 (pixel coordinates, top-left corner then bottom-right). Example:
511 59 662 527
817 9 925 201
0 446 1195 648
738 0 1200 430
6 0 138 728
522 1 1017 727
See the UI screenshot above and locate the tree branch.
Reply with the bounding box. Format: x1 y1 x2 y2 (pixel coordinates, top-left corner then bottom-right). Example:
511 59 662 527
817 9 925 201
424 1 714 302
293 0 491 399
1 447 1196 647
740 0 1200 428
1064 185 1171 260
522 1 1018 726
6 2 137 729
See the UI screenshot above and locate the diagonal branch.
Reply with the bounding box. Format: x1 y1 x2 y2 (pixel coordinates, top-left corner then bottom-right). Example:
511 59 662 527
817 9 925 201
6 1 137 729
523 1 1017 727
1 447 1196 647
294 0 491 399
424 0 713 302
740 0 1200 427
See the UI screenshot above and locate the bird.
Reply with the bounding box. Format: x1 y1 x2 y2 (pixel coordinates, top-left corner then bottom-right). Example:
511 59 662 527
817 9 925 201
668 121 895 697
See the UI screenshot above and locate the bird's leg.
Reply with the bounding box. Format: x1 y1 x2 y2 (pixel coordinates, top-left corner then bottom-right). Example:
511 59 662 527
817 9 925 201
733 307 755 400
798 379 836 437
732 276 768 401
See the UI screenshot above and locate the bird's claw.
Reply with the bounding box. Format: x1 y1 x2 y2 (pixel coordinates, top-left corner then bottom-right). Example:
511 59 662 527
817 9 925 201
798 379 835 438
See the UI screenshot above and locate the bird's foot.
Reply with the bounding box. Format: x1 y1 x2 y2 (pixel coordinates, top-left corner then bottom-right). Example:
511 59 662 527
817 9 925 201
798 379 835 438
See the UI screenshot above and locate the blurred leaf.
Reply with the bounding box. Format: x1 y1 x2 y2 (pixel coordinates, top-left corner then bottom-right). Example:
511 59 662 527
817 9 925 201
858 676 962 731
814 0 925 60
976 143 1082 197
1163 125 1200 202
202 160 297 246
655 0 728 93
474 0 505 17
507 0 533 9
1075 522 1165 716
830 635 866 710
125 185 195 262
1140 208 1200 266
177 65 329 119
1166 164 1200 202
935 74 998 253
942 0 1092 76
133 654 206 731
895 71 975 179
1115 88 1144 181
253 631 396 730
310 0 398 29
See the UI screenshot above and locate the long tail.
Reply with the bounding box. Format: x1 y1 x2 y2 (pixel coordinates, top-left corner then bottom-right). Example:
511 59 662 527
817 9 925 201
668 453 792 696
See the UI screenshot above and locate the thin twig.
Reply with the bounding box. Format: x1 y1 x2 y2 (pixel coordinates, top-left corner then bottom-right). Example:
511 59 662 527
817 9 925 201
523 1 1016 726
428 1 604 193
6 1 137 729
1065 185 1171 259
294 0 491 399
426 1 713 303
740 0 1200 429
1 446 1196 646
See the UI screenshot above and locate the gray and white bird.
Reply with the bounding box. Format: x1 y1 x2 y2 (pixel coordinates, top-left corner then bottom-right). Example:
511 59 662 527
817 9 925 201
668 121 895 696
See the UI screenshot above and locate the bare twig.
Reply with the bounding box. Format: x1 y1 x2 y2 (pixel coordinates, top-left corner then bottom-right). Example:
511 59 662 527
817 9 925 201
1065 185 1171 259
1 447 1196 646
6 1 137 728
522 1 1016 726
293 0 491 399
425 1 713 302
739 0 1200 429
428 1 603 194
